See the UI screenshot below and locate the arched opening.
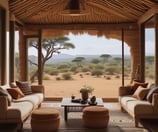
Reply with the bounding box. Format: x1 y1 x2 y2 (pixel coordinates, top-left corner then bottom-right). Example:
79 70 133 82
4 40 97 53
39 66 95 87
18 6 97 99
40 33 131 99
15 31 134 99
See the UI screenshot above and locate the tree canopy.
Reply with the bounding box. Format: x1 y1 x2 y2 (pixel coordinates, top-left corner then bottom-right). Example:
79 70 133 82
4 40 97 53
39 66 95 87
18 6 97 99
28 36 75 82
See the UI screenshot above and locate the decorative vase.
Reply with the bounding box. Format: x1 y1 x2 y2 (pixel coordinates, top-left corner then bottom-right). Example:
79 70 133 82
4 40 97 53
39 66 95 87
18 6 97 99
81 92 89 101
90 96 96 103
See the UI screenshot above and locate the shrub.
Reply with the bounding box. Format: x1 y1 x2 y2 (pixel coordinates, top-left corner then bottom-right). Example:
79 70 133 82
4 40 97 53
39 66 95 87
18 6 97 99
105 66 120 75
85 72 90 75
88 65 94 70
57 64 69 69
79 74 83 78
106 76 111 80
70 66 78 72
149 75 154 79
43 74 50 80
61 69 69 72
56 77 61 80
48 69 58 75
62 73 72 80
91 70 103 77
82 68 89 72
115 75 120 78
95 64 104 70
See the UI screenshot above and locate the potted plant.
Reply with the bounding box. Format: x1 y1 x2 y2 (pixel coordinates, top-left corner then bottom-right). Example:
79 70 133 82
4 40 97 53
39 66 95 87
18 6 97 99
79 85 94 101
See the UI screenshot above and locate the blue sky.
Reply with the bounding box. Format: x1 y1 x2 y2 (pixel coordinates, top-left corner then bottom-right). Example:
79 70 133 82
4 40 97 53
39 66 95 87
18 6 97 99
15 28 155 56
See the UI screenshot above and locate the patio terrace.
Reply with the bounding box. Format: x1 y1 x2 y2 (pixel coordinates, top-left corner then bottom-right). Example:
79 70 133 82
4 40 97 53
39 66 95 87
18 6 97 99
0 0 158 131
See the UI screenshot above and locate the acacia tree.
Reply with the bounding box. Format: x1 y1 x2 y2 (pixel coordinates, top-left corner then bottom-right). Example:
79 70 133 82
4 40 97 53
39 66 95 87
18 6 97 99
72 57 85 66
100 54 111 64
28 36 75 82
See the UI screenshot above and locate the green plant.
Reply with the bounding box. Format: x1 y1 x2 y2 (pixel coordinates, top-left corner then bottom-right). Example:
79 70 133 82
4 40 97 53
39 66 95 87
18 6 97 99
62 73 72 80
48 68 58 75
79 85 94 94
43 74 50 80
91 70 103 77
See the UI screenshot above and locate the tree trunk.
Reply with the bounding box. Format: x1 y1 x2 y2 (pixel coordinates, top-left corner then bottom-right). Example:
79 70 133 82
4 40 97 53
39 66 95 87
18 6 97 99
30 70 38 83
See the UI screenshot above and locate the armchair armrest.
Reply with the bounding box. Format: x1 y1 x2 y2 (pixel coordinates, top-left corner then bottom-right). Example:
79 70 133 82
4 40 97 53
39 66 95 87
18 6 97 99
0 96 8 119
31 85 44 93
152 93 158 113
119 86 133 96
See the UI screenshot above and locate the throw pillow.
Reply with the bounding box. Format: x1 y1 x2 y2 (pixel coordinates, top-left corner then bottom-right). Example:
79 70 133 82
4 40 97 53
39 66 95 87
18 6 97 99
132 86 150 100
0 87 12 106
131 81 148 92
10 82 18 88
146 86 158 103
7 88 24 99
16 81 32 95
147 83 155 89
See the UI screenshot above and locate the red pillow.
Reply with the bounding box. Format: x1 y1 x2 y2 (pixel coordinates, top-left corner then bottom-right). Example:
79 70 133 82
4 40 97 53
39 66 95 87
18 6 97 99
131 81 148 92
7 88 24 99
132 86 150 100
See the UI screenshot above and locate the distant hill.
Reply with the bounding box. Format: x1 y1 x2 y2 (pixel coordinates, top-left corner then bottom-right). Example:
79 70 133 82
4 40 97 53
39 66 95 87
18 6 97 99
28 54 131 64
46 54 102 64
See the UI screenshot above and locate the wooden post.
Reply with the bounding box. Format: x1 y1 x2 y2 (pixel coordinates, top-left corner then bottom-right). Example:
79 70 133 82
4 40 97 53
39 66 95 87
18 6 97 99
155 14 158 85
0 8 6 84
122 28 124 86
9 20 15 83
139 23 145 82
38 30 43 85
19 28 28 81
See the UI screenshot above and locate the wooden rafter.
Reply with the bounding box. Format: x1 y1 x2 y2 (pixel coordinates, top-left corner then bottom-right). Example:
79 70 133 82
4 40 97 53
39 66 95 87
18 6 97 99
138 4 158 24
87 1 134 21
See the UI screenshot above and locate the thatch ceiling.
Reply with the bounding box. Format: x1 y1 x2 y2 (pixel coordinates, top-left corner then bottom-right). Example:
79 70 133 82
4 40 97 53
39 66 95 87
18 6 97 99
8 0 158 38
9 0 158 25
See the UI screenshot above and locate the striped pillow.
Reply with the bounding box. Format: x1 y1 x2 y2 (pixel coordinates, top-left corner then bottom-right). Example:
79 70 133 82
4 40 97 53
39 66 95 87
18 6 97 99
16 81 32 95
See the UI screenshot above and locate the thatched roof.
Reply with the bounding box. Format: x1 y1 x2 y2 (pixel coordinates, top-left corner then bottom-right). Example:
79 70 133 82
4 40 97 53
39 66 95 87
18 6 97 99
9 0 157 25
9 0 158 37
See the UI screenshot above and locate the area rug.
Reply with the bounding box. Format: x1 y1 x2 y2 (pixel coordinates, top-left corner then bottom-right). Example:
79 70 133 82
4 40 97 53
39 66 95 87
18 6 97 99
23 102 148 132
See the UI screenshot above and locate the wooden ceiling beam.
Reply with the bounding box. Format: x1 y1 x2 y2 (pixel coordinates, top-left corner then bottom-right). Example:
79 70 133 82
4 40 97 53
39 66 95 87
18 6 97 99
9 13 24 28
138 4 158 24
87 1 135 21
23 23 138 31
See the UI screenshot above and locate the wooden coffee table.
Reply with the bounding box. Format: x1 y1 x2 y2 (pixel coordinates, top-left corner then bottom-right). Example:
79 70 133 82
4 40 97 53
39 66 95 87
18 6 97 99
61 97 104 121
